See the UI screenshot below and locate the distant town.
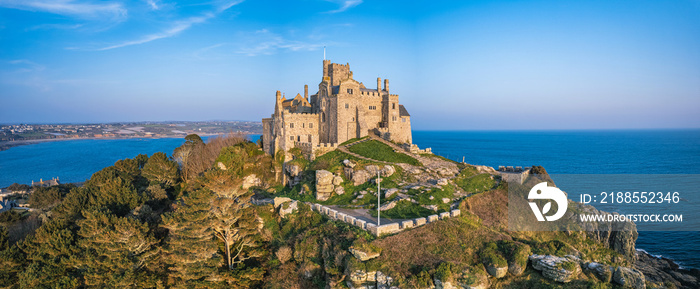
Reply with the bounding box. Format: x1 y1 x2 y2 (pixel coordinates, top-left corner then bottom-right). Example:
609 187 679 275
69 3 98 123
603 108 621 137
0 121 263 150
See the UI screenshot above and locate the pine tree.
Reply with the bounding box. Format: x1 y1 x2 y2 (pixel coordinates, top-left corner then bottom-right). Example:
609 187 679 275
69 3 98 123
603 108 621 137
18 219 81 289
204 169 264 287
161 189 221 288
142 152 179 187
75 210 160 288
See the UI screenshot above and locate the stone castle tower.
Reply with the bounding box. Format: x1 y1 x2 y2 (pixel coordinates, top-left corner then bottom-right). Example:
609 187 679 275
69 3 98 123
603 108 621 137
262 60 412 157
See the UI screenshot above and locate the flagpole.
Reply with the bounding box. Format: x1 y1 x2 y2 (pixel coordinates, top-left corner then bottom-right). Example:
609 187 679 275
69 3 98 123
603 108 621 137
377 170 381 226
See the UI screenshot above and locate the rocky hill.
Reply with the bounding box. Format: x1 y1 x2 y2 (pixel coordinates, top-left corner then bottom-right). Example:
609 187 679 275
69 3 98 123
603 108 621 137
258 137 699 289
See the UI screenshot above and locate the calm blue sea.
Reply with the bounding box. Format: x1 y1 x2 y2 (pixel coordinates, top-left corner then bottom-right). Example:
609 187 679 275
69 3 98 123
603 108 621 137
0 130 698 268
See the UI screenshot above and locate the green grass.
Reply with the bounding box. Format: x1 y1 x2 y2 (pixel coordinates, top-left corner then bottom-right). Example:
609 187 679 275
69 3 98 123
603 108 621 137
369 200 434 219
347 140 421 165
340 136 369 146
409 185 455 212
454 173 495 193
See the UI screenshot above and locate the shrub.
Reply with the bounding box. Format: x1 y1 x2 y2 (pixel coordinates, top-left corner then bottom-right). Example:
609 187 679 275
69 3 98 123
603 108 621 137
531 165 548 175
276 246 293 264
481 242 507 267
434 262 453 283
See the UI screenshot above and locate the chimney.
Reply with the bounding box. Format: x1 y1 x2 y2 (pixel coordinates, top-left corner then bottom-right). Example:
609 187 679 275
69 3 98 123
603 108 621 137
384 79 389 93
304 85 308 99
377 77 381 92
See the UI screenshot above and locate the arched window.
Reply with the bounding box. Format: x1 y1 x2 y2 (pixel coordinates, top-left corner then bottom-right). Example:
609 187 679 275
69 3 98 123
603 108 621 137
322 112 326 122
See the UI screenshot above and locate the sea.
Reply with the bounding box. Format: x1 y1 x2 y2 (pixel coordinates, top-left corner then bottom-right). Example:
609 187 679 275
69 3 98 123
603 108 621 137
0 130 698 268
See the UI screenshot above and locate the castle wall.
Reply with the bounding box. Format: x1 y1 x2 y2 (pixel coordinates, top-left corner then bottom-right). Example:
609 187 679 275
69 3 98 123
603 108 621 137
262 117 274 155
395 116 412 144
281 112 320 150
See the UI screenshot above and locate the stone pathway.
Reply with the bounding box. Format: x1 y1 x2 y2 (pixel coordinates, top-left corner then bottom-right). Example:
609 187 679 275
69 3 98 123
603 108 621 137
328 205 410 226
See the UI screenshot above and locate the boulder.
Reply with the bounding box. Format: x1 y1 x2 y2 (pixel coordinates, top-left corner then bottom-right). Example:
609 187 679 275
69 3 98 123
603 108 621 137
349 248 381 262
437 178 449 186
352 170 371 186
613 266 646 289
285 163 302 177
584 262 613 283
279 200 298 218
453 267 490 289
241 174 261 190
217 161 227 170
485 264 508 278
433 278 453 289
343 159 356 168
385 188 399 198
335 186 345 195
316 170 335 201
332 175 344 186
273 197 292 208
365 165 381 176
381 165 396 177
442 198 451 204
316 170 334 185
529 254 581 283
379 201 397 211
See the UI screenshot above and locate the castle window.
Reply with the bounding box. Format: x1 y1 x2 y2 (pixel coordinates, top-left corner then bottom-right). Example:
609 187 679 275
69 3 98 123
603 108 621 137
392 103 396 109
308 135 312 142
322 112 325 122
290 123 294 128
290 136 294 141
309 123 313 128
402 118 406 122
302 123 305 128
392 116 397 121
347 89 353 94
345 103 349 109
297 136 300 142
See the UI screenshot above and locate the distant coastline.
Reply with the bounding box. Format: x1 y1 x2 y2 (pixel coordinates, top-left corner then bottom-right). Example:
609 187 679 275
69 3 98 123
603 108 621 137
0 133 228 152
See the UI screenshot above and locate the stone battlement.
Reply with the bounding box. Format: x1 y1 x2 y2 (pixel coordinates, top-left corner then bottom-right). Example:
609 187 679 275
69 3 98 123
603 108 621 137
308 202 461 236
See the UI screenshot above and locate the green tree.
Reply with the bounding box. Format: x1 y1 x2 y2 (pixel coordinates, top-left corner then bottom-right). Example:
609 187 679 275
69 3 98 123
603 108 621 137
75 210 161 288
18 219 81 289
162 189 220 288
173 134 204 181
203 169 264 287
142 152 179 187
0 225 8 251
29 187 62 210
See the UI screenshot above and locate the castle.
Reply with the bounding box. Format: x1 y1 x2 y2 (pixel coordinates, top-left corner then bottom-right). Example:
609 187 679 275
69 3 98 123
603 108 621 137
262 60 412 158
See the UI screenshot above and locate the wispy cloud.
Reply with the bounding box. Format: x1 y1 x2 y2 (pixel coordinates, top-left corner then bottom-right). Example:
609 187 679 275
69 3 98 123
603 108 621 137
97 14 212 50
231 29 325 56
145 0 159 10
0 0 127 21
94 0 243 50
27 23 83 31
324 0 362 13
8 59 46 73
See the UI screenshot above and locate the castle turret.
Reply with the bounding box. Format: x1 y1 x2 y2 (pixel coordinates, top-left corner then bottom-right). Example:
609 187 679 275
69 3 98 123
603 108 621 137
274 90 282 116
384 79 389 93
377 77 381 91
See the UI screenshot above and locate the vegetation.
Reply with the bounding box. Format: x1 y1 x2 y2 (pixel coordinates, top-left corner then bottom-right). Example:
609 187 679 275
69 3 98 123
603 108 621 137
0 135 646 289
369 200 433 219
347 140 421 165
454 171 496 193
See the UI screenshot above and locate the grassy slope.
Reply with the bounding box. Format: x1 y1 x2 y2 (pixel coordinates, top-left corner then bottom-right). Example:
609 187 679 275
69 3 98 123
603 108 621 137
347 140 421 166
367 186 628 288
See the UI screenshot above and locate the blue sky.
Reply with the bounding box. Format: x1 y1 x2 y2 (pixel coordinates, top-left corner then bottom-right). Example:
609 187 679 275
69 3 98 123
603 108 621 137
0 0 698 130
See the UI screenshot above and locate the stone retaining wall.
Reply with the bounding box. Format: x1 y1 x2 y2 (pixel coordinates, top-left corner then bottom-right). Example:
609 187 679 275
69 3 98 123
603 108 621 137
307 202 461 236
